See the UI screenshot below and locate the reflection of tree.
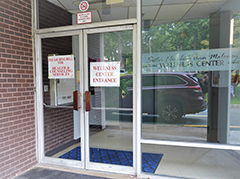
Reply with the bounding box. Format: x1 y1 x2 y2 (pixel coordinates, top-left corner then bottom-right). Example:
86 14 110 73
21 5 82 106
233 14 240 48
104 31 133 73
142 19 210 53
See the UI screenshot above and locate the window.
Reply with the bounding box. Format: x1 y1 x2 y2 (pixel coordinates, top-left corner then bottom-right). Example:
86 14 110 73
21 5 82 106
165 76 186 85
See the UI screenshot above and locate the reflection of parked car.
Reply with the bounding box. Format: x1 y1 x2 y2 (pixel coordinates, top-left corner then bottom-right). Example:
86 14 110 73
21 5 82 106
120 72 207 123
120 69 128 74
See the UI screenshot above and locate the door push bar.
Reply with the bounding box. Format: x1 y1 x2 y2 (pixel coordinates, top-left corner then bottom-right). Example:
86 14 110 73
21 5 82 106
73 90 79 111
85 91 91 112
73 90 91 112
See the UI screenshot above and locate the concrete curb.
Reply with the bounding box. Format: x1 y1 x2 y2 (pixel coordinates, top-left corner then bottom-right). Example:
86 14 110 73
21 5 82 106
230 104 240 108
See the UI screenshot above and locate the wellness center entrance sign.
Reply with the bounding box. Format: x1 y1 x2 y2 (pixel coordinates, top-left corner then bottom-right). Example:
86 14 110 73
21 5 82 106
90 62 120 87
48 54 74 79
142 48 240 72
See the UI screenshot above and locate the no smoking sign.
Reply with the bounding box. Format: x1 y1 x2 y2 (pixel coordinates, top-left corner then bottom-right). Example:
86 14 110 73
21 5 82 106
79 1 89 12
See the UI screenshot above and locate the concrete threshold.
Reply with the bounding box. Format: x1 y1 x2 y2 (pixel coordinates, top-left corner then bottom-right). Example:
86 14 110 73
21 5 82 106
12 164 142 179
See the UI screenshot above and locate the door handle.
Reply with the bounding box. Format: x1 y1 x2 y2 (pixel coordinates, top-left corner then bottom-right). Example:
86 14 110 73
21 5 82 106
73 90 79 111
85 91 91 111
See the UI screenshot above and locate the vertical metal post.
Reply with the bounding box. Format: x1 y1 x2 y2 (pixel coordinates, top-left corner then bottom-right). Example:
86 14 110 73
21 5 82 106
79 30 86 169
136 0 142 176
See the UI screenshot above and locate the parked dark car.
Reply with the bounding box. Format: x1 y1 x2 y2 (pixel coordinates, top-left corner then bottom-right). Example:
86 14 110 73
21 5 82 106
119 72 207 123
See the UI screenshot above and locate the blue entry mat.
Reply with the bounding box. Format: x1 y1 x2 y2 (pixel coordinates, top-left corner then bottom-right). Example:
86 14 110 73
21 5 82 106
59 147 163 173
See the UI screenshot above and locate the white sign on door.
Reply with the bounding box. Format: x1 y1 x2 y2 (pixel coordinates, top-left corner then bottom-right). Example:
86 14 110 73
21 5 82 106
90 62 120 87
48 54 74 79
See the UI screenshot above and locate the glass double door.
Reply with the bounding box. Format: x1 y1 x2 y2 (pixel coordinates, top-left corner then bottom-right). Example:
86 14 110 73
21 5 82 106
81 26 135 172
41 25 135 173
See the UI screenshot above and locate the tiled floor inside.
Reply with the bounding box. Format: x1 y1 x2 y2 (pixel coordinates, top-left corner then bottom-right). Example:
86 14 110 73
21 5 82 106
50 122 240 179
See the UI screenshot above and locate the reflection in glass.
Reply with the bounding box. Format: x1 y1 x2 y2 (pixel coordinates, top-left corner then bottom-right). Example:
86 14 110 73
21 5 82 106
141 0 240 145
88 31 134 166
142 144 240 177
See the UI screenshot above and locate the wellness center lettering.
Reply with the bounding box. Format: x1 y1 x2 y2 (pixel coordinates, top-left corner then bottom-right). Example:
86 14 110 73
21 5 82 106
142 48 240 72
90 62 120 87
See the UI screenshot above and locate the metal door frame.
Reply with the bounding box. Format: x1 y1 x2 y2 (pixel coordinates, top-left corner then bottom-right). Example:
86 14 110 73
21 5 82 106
82 25 137 174
34 23 138 175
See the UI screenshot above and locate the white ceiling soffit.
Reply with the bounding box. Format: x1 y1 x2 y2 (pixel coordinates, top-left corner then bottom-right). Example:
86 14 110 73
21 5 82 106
100 7 129 21
182 1 227 21
155 4 193 21
142 0 163 6
47 0 235 25
162 0 196 5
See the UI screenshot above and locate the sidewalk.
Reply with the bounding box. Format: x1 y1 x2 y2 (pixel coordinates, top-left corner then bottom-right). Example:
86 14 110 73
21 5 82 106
230 104 240 108
12 165 142 179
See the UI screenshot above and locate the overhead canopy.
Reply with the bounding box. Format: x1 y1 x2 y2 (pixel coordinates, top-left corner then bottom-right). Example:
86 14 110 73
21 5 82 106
47 0 239 26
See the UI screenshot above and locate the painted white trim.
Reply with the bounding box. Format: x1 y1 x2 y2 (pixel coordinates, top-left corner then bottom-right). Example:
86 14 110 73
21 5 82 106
83 29 89 169
38 31 80 39
36 19 137 35
84 25 133 34
35 35 44 163
41 156 83 169
136 0 142 176
32 0 38 163
79 30 86 169
140 139 240 151
132 24 137 173
87 162 135 175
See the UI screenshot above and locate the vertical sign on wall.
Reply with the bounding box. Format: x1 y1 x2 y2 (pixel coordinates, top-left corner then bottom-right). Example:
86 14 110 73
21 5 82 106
90 62 120 87
48 54 75 79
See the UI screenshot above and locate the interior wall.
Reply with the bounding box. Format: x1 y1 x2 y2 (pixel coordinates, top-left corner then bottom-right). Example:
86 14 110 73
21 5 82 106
38 0 72 29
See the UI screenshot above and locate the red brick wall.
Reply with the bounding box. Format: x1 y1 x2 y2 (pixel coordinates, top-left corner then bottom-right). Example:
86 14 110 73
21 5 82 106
0 0 36 179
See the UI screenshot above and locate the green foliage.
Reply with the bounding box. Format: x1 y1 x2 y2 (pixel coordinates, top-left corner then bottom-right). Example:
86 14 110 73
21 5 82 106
104 31 133 73
200 40 209 49
233 14 240 48
205 86 240 104
104 15 240 59
231 86 240 104
142 18 210 53
120 77 132 96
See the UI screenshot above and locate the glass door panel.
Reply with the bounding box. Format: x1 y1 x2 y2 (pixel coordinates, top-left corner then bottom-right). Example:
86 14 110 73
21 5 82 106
84 28 134 170
42 35 82 164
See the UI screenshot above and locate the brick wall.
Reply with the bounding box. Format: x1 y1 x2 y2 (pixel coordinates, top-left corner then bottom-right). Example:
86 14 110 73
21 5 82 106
0 0 36 179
